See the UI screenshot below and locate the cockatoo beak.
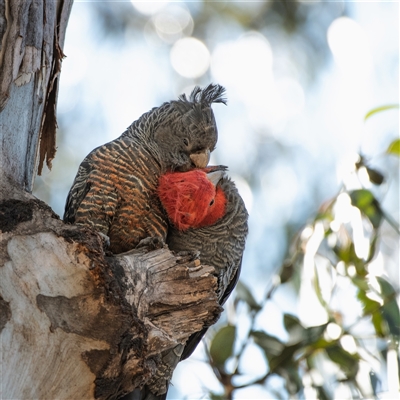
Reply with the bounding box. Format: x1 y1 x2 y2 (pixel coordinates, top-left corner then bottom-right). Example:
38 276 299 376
190 149 210 168
206 170 225 187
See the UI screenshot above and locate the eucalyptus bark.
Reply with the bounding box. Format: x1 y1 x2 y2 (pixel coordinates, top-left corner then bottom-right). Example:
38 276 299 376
0 0 72 191
0 176 221 399
0 2 222 399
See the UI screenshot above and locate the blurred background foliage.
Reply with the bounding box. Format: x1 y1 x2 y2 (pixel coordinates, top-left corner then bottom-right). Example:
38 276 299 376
33 1 399 398
208 126 399 399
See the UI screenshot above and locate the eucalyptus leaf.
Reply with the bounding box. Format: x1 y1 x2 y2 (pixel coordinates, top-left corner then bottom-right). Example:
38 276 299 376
209 325 236 368
325 344 360 378
279 261 295 283
365 167 385 185
210 393 225 400
357 289 381 315
334 241 366 276
235 281 261 311
351 276 370 292
366 232 379 263
283 314 303 332
284 365 303 394
369 371 380 397
371 311 386 337
377 277 400 338
268 343 301 371
387 138 400 156
364 104 399 121
349 189 382 229
284 314 306 345
251 330 285 358
315 385 331 400
304 324 328 345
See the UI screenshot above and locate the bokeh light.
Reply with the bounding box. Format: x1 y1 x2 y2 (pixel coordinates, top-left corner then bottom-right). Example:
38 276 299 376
340 334 357 354
211 32 273 106
326 323 342 341
170 37 210 78
130 0 169 16
153 4 193 43
328 16 373 77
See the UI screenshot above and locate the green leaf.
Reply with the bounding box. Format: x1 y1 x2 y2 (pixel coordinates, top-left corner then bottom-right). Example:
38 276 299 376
387 139 400 157
356 283 391 337
351 276 370 292
304 324 329 345
366 231 379 263
334 243 352 264
210 393 225 400
349 189 375 209
251 331 285 358
283 314 303 333
349 244 367 276
365 167 385 185
357 289 381 315
325 344 360 378
252 328 321 373
315 385 331 400
377 276 396 297
364 104 399 121
313 262 330 309
283 364 303 395
279 260 295 284
283 314 306 345
235 281 261 311
376 277 400 338
369 371 380 397
371 311 386 337
334 241 367 276
349 189 383 229
209 325 236 368
312 336 334 350
306 355 334 398
268 343 301 371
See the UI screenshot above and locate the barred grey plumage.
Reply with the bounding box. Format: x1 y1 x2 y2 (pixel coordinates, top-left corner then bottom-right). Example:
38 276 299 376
166 171 248 359
63 84 226 254
137 167 248 400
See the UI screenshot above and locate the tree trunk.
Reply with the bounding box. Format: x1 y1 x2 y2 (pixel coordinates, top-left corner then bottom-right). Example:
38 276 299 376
0 0 72 191
0 176 221 399
0 2 222 399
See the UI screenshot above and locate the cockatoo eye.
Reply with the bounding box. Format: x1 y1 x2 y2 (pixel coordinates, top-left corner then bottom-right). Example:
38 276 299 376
209 199 215 206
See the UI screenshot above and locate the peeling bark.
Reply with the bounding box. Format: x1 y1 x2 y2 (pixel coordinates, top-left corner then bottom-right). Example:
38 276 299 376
0 0 73 191
0 175 222 399
0 3 223 398
0 294 11 332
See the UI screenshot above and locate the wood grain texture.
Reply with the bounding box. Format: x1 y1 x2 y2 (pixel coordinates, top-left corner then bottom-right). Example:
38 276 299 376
0 0 73 191
0 175 221 399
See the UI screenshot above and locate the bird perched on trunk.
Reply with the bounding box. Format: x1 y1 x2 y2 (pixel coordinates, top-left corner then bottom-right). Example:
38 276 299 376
135 166 248 399
63 84 226 253
160 166 248 305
